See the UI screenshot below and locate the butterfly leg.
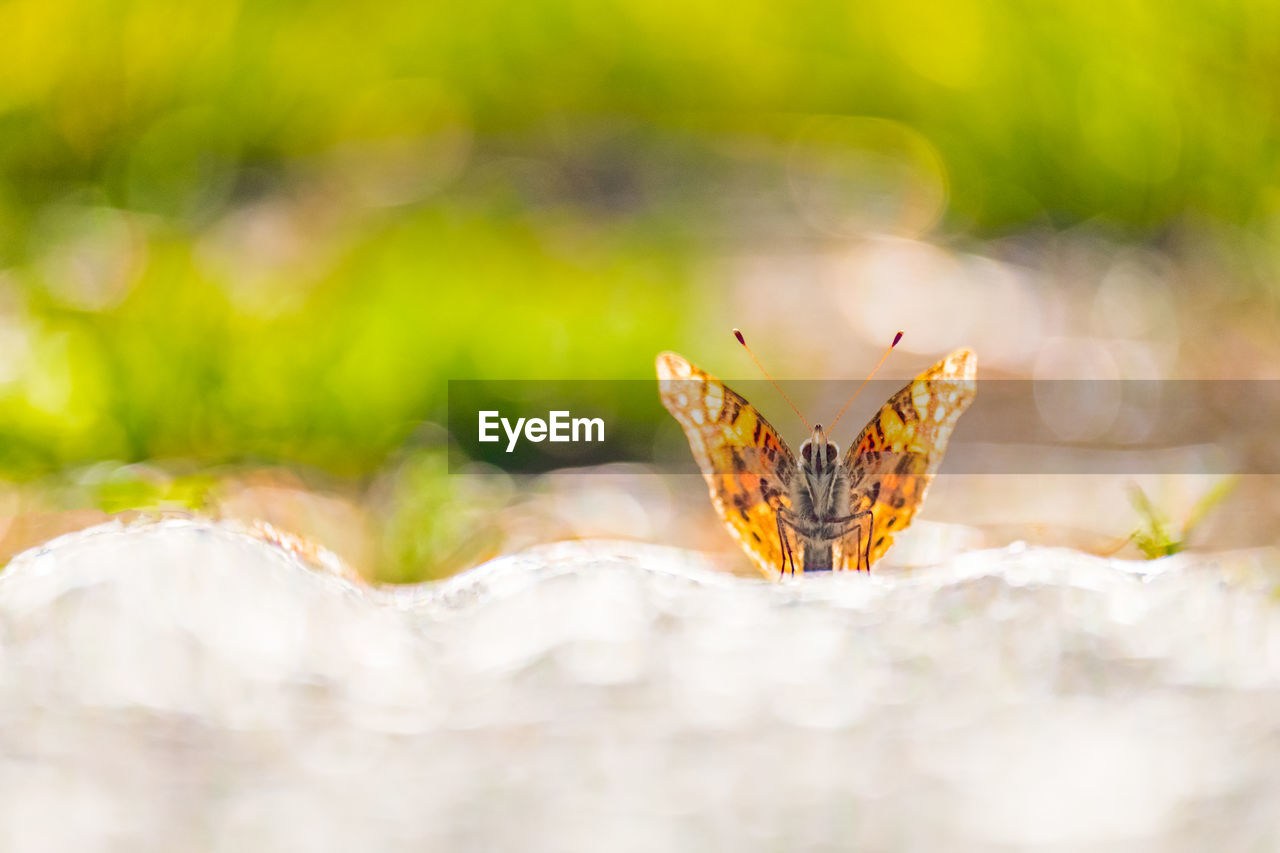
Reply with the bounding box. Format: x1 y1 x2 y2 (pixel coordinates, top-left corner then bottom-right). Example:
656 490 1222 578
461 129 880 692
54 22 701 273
855 511 873 572
825 509 874 572
774 509 798 577
856 512 874 572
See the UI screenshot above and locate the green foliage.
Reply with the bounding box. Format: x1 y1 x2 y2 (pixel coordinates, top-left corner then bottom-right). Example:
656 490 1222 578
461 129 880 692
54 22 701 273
1129 478 1238 559
2 0 1278 234
374 446 512 582
0 206 689 476
88 467 217 514
3 0 1280 480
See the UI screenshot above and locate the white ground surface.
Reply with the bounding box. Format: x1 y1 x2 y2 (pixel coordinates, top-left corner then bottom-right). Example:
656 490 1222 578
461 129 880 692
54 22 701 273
2 518 1279 852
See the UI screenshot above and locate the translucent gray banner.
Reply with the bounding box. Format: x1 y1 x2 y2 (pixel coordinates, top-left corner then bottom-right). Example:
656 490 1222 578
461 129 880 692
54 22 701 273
447 379 1279 474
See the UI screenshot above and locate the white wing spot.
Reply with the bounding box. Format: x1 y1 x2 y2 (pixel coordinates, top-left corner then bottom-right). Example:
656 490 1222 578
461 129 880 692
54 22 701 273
911 385 931 417
705 383 723 410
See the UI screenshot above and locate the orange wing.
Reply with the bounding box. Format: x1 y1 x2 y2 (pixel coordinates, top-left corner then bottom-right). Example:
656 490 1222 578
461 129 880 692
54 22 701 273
657 352 796 580
835 348 977 570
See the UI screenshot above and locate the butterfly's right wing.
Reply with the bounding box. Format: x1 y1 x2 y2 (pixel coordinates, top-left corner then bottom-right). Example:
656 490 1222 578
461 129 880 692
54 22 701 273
657 352 798 580
836 348 977 570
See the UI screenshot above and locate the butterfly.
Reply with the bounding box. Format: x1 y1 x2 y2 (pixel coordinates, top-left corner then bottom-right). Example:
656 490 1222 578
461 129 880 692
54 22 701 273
656 344 976 578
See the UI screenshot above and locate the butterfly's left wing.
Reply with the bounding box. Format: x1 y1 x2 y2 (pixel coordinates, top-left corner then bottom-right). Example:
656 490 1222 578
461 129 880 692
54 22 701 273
657 351 798 580
835 348 977 570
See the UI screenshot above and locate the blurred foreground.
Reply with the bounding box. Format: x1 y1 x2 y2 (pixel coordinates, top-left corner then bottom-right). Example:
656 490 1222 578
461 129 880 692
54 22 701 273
4 518 1279 851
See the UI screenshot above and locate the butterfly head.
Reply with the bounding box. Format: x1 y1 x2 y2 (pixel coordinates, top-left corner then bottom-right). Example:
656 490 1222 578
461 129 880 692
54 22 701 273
799 424 839 473
798 424 845 516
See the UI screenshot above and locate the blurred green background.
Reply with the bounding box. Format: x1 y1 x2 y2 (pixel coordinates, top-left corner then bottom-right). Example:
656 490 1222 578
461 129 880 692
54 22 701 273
2 0 1279 579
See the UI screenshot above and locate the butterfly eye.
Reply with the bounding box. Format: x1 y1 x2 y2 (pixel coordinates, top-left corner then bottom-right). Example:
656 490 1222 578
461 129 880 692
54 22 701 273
826 445 837 465
801 442 812 464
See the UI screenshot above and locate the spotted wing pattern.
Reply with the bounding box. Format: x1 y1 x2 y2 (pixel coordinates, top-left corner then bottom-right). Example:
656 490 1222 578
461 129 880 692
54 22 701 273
834 348 977 570
656 352 797 579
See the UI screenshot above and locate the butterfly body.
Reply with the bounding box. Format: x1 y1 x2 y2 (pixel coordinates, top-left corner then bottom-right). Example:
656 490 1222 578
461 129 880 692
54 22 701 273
656 348 977 579
783 426 862 572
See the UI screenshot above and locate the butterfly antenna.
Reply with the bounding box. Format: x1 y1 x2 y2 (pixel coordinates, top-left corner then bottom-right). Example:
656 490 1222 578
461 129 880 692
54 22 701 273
828 331 904 432
733 329 811 430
